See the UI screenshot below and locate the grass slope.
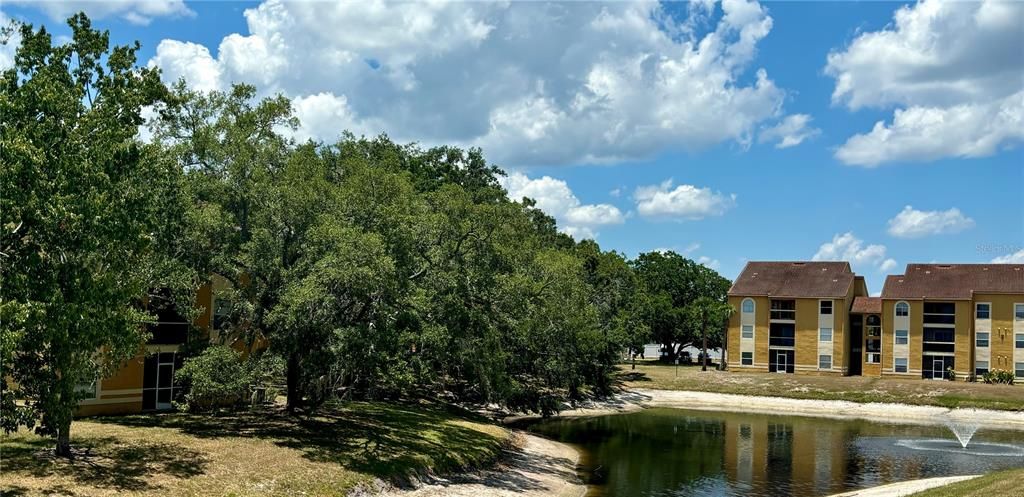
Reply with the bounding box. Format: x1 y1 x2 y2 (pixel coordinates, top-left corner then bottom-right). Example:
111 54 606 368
620 361 1024 411
908 468 1024 497
0 401 511 496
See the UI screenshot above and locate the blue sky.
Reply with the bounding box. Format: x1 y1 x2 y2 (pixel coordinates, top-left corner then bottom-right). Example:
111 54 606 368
3 1 1022 292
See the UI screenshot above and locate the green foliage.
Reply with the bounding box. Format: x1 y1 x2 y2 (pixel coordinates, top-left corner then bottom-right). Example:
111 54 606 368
632 251 731 360
0 15 174 454
174 346 250 412
4 13 740 435
982 369 1015 385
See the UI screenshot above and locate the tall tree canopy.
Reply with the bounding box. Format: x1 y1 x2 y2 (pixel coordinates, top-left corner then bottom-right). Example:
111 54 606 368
0 15 174 455
2 14 739 455
633 251 731 361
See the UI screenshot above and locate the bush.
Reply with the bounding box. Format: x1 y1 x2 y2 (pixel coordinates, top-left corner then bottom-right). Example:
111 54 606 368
174 346 250 412
982 369 1015 385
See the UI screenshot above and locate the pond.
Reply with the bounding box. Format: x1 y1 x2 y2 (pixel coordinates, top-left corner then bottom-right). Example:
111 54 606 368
526 408 1024 497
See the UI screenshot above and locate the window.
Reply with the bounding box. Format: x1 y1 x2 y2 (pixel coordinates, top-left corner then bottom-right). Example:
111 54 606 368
820 300 833 315
75 379 97 400
213 298 231 331
866 352 880 364
741 325 754 339
976 332 990 348
1017 362 1024 379
895 330 908 345
894 357 908 373
770 300 796 321
1016 304 1024 321
769 323 795 347
741 352 753 365
975 360 989 377
818 355 832 369
923 302 956 325
1016 334 1024 349
742 298 754 313
975 303 990 319
819 327 832 342
895 302 909 317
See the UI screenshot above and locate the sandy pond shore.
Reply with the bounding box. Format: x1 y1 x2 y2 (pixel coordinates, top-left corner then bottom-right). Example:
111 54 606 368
536 388 1024 431
374 431 586 497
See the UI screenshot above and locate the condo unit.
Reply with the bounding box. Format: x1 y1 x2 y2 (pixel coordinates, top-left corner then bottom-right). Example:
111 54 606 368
727 262 1024 381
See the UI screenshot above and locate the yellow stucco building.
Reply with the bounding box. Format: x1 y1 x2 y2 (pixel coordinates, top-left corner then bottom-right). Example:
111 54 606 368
727 262 1024 381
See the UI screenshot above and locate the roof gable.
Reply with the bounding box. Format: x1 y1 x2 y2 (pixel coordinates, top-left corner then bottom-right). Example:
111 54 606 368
729 261 856 298
881 264 1024 300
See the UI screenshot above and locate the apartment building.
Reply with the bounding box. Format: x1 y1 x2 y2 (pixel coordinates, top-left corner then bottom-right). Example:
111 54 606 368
726 262 867 375
76 276 245 416
726 261 1024 381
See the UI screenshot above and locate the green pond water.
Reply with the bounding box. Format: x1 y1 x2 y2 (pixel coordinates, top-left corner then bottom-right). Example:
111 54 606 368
526 408 1024 497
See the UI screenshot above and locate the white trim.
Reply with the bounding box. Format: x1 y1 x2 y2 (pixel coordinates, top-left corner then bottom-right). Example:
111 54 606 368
975 302 992 320
79 397 142 406
895 301 909 317
101 388 144 395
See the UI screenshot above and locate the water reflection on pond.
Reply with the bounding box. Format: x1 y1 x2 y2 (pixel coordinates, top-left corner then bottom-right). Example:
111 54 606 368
525 408 1024 497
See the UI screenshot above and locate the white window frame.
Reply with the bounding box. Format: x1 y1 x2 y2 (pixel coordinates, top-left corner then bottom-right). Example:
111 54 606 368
741 298 755 314
976 331 990 348
894 357 908 373
866 352 880 364
1016 333 1024 349
895 329 909 345
818 354 832 370
895 301 909 317
741 352 753 365
741 324 754 339
975 302 991 320
1016 362 1024 379
1016 303 1024 321
975 360 989 376
819 300 833 315
819 327 832 342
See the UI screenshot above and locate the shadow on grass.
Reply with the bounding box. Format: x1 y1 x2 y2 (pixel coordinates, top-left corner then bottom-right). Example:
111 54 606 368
90 401 507 485
1 435 208 493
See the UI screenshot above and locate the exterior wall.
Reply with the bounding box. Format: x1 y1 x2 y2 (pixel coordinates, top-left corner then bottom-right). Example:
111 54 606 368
728 296 770 372
975 293 1024 376
953 300 972 378
728 295 846 375
881 299 921 378
75 283 214 417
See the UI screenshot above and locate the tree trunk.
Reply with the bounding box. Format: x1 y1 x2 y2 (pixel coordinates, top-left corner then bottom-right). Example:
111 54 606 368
286 351 302 413
55 420 72 458
701 327 708 372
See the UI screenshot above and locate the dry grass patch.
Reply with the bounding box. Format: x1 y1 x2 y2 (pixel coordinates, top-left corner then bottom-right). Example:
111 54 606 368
0 402 511 497
619 361 1024 411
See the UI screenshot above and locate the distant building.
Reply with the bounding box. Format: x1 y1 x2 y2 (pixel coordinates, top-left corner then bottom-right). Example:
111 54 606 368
725 261 1024 381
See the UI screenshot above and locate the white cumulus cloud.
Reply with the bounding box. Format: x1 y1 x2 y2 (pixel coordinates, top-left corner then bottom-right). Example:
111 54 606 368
813 232 896 273
499 172 624 240
634 179 736 220
886 205 975 239
992 249 1024 264
9 0 193 26
758 114 820 149
143 0 799 166
826 0 1024 166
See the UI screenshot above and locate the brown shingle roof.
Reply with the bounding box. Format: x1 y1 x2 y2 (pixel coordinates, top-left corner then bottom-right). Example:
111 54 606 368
881 264 1024 300
728 261 856 298
851 296 881 314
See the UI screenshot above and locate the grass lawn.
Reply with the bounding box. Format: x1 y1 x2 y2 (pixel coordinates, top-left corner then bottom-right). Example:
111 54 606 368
908 468 1024 497
0 401 511 497
618 361 1024 411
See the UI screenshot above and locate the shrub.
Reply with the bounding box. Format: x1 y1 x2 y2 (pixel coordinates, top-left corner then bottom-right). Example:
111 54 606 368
982 369 1015 385
174 346 250 412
